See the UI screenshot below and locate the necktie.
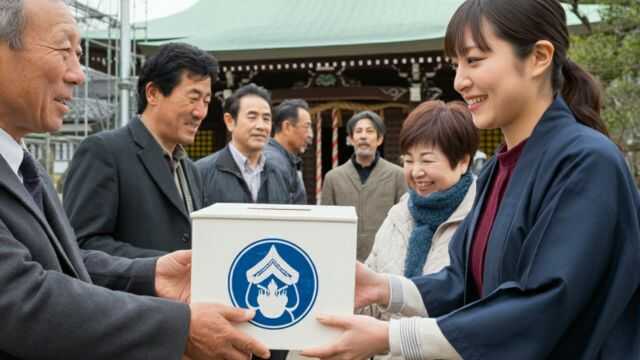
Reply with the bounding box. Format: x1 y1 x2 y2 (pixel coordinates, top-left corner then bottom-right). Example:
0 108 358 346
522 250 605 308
19 151 44 212
20 151 77 275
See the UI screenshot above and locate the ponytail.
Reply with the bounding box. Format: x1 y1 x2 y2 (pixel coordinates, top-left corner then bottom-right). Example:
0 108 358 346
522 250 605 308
559 59 609 137
442 0 610 137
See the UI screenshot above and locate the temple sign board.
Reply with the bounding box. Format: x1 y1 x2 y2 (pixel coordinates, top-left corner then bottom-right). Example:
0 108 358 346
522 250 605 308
191 203 357 350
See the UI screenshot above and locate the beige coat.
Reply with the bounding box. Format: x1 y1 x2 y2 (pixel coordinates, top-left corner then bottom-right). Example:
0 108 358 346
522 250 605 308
321 158 406 261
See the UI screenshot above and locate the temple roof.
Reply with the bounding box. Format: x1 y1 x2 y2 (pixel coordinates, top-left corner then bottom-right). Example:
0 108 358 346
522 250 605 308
84 1 603 61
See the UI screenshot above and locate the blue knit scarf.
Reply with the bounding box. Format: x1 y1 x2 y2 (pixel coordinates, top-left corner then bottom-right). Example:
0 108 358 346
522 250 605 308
403 172 473 277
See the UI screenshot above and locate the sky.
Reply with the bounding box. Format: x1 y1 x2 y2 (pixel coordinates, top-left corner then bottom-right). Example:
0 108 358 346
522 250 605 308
75 0 199 29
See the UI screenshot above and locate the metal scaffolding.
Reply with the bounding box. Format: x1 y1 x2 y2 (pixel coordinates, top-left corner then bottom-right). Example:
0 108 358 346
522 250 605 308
24 0 147 186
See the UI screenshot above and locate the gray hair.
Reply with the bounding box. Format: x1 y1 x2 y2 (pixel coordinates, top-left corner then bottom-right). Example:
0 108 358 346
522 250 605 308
346 110 386 138
0 0 25 49
0 0 70 49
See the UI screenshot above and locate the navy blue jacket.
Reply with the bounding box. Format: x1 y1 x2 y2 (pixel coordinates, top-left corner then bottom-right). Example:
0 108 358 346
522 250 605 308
264 138 307 204
414 97 640 359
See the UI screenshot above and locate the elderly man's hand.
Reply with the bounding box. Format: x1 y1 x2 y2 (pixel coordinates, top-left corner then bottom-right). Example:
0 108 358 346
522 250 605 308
155 250 192 303
186 303 270 360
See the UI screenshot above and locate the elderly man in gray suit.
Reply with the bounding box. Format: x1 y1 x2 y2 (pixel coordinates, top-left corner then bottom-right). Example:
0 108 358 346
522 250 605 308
0 0 269 359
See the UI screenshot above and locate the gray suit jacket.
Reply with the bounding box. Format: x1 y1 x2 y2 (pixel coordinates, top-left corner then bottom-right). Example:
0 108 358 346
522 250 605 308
64 117 203 258
0 154 189 359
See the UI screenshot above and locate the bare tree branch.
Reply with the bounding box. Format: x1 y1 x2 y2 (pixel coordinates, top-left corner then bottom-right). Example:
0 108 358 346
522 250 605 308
563 0 593 33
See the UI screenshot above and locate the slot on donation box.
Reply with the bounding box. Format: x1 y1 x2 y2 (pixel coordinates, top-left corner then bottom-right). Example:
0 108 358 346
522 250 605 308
191 203 357 350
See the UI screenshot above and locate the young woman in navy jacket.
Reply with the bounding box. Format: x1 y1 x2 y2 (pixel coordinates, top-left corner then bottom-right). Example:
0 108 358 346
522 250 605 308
302 0 640 359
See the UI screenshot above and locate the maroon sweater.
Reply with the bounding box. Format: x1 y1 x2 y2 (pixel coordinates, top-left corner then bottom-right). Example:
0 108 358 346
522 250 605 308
470 139 527 296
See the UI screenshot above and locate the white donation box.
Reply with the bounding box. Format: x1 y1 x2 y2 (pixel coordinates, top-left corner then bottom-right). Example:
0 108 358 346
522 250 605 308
191 203 357 350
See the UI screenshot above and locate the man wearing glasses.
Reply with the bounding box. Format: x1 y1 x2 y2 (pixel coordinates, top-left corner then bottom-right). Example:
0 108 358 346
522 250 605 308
264 99 313 204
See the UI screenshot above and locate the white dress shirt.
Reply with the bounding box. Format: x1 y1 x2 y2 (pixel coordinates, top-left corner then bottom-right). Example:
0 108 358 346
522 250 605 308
0 128 25 183
228 142 265 202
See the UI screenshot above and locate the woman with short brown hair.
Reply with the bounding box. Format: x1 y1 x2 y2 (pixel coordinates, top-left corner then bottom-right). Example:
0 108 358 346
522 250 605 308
366 100 478 281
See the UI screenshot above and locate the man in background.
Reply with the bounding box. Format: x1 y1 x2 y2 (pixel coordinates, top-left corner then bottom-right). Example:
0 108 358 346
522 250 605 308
322 111 406 261
64 42 215 258
197 83 290 205
264 99 313 204
196 83 291 360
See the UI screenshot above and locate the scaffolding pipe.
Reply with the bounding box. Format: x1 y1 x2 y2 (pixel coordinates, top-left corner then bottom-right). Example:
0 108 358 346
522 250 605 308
119 0 131 126
83 36 90 137
107 25 113 129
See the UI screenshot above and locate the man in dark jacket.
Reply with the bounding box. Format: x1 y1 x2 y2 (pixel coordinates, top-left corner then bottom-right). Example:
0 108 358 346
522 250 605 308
196 84 291 360
197 84 289 205
264 99 313 204
64 43 217 258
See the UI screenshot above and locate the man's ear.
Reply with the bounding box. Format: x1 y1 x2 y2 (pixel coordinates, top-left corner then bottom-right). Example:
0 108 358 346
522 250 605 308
281 120 293 134
145 82 162 107
223 113 235 132
529 40 555 79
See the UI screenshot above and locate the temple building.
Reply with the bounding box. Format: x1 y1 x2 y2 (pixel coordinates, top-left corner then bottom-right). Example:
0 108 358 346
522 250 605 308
83 0 600 203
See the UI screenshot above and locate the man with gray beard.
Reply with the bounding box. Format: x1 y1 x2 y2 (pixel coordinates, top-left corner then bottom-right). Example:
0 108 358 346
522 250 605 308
321 111 406 261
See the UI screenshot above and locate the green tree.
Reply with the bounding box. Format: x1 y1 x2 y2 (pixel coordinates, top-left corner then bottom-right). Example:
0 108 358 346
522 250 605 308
566 0 640 179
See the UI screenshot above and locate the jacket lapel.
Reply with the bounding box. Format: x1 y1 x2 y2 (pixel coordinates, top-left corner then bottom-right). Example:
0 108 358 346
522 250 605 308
40 169 86 280
480 97 574 294
0 158 81 278
129 118 190 221
216 146 253 201
258 164 271 203
182 160 202 210
464 160 496 261
460 158 496 302
345 160 363 189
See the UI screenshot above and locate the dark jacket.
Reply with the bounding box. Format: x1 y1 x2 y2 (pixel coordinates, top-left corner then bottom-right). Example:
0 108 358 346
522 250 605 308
414 97 640 359
0 150 189 359
64 117 203 258
196 145 290 206
264 138 307 204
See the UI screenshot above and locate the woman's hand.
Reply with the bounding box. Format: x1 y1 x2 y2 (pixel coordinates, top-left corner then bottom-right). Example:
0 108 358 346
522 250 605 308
354 262 390 308
301 314 389 360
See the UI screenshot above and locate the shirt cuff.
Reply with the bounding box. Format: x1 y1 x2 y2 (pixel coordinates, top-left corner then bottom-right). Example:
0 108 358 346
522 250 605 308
385 275 428 317
389 317 462 360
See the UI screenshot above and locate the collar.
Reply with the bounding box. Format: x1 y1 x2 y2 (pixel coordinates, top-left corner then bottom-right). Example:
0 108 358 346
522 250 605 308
268 138 301 167
0 128 25 178
139 115 186 160
496 138 528 169
164 144 187 162
351 152 380 170
229 142 265 173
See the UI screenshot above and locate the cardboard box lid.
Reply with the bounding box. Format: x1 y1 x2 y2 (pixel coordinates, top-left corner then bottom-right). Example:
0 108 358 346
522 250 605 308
192 203 357 223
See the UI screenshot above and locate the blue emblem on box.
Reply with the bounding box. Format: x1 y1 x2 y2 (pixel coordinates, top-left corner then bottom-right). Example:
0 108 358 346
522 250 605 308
228 238 319 329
